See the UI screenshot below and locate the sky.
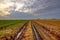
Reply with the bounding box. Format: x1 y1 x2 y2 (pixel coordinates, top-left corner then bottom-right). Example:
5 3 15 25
0 0 60 19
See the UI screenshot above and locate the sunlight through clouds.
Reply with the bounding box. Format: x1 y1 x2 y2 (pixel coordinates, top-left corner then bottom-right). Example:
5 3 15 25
0 0 50 14
0 0 35 17
15 2 25 11
0 0 60 19
0 0 14 17
0 0 49 17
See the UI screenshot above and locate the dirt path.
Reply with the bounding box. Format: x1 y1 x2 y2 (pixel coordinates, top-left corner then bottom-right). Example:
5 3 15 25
17 21 34 40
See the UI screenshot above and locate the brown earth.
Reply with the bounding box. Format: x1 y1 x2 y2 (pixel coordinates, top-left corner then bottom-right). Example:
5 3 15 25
18 21 35 40
32 20 60 40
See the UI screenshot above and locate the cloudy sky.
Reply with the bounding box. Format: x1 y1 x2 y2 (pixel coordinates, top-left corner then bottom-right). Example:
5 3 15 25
0 0 60 19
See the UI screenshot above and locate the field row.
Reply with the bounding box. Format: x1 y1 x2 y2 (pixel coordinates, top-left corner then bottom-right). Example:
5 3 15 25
33 20 60 38
33 20 60 40
0 20 28 40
